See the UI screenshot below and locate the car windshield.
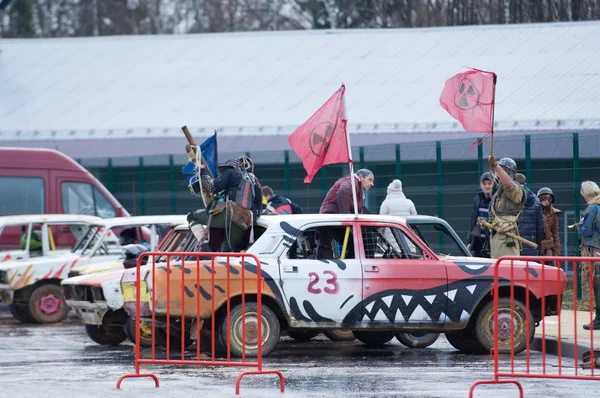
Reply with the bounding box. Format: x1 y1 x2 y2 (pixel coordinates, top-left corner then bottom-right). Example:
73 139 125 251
408 222 469 257
72 226 102 254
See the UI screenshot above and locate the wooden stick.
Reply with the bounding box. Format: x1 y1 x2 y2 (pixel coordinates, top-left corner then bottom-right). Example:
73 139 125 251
478 220 538 249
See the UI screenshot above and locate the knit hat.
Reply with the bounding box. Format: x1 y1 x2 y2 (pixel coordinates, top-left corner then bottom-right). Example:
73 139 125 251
387 179 403 195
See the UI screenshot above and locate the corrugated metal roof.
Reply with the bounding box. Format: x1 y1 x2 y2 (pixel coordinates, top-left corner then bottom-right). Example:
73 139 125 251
1 21 599 145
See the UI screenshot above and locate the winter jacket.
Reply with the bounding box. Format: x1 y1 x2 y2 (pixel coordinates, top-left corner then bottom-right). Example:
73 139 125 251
541 206 561 256
467 192 491 258
518 185 545 256
380 191 417 217
578 196 600 250
320 175 365 214
266 195 303 215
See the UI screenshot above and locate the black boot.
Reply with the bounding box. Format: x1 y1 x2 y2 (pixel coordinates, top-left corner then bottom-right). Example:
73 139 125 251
583 317 600 331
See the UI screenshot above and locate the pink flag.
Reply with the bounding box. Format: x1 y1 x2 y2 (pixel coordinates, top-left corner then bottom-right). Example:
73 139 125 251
288 85 351 183
440 69 495 133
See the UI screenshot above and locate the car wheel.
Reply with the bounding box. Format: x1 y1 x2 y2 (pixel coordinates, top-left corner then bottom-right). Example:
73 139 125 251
219 302 280 358
475 298 534 355
124 316 154 348
85 324 127 345
354 331 395 347
324 329 356 342
9 302 35 323
445 329 487 353
396 332 440 348
287 329 320 342
28 284 69 324
155 325 194 351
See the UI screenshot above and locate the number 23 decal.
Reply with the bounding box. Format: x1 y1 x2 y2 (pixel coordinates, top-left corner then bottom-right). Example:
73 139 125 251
307 271 339 294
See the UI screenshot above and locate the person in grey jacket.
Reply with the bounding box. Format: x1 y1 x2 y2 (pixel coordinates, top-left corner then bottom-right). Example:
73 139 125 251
380 179 417 216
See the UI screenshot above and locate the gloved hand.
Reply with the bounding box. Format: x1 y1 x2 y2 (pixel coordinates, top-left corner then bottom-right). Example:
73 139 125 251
488 155 497 168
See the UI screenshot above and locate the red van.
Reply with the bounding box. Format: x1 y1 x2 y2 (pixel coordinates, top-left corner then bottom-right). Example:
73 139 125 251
0 147 130 247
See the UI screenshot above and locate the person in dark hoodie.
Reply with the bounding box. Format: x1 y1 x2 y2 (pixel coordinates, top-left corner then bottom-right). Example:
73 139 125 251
262 186 303 215
467 172 494 258
515 173 545 256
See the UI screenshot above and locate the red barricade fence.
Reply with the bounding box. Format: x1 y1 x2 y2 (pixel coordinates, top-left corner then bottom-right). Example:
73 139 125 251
116 251 285 394
470 256 600 397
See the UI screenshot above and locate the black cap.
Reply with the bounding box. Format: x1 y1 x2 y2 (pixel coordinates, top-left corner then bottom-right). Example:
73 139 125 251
480 172 493 182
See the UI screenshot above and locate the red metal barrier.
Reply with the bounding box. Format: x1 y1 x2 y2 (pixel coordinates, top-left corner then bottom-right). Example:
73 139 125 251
116 251 285 394
470 256 600 397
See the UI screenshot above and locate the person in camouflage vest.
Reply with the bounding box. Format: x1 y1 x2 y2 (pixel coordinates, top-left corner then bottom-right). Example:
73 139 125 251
488 156 526 259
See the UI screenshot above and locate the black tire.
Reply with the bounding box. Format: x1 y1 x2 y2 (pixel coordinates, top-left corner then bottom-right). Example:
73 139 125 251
353 331 395 347
396 332 440 349
28 284 69 324
9 302 35 323
154 325 194 351
445 329 487 353
219 302 280 358
287 329 320 342
124 316 154 348
324 329 356 342
85 324 127 346
475 298 534 355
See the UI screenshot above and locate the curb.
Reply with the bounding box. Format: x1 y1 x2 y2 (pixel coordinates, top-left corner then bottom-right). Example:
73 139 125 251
532 336 591 361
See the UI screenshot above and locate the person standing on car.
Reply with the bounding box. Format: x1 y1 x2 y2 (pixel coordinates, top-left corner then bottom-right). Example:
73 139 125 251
262 186 303 215
577 181 600 330
467 172 494 258
488 156 526 259
379 179 417 217
320 169 374 214
515 173 545 257
537 187 561 259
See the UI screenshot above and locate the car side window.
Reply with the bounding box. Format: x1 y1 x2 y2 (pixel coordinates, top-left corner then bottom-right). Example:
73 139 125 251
93 187 116 218
361 226 405 259
0 177 44 216
361 226 425 260
286 225 355 260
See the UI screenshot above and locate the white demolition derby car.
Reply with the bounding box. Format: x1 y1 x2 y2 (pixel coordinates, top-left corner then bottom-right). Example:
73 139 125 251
61 222 194 345
0 214 185 323
0 214 99 323
121 214 566 356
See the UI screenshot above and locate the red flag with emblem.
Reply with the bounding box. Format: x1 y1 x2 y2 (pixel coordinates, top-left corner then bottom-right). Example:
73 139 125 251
440 69 496 133
288 85 350 183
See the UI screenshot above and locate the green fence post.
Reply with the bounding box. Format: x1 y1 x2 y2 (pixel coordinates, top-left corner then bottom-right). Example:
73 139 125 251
477 143 483 177
320 167 328 212
359 147 365 170
573 133 581 300
525 135 531 184
169 155 177 214
107 158 114 192
284 150 290 197
436 141 444 253
395 144 402 178
139 157 145 216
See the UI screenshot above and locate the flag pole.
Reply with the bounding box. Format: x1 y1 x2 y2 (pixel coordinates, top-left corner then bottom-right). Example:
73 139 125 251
341 83 359 218
489 73 497 167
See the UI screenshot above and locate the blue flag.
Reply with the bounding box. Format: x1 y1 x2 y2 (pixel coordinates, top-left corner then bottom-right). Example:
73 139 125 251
182 132 218 182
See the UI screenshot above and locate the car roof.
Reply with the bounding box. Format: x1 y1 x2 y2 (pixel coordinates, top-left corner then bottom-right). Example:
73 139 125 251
256 214 410 230
88 215 188 228
0 214 100 227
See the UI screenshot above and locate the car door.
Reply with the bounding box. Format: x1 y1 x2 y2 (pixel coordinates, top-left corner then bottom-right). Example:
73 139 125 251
277 222 363 325
359 222 449 327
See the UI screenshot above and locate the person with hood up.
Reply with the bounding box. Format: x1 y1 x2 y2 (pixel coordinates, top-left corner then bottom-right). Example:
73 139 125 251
379 179 417 217
537 187 561 259
515 173 545 256
577 181 600 330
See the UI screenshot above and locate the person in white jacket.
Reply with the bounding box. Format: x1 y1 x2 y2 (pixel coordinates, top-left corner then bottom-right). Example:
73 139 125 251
380 179 417 216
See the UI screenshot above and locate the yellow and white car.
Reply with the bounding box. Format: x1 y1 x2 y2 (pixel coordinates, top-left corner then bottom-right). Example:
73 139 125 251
62 222 195 345
1 214 185 324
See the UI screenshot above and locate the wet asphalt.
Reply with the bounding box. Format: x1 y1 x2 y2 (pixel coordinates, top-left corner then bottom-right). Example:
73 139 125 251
0 304 597 398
